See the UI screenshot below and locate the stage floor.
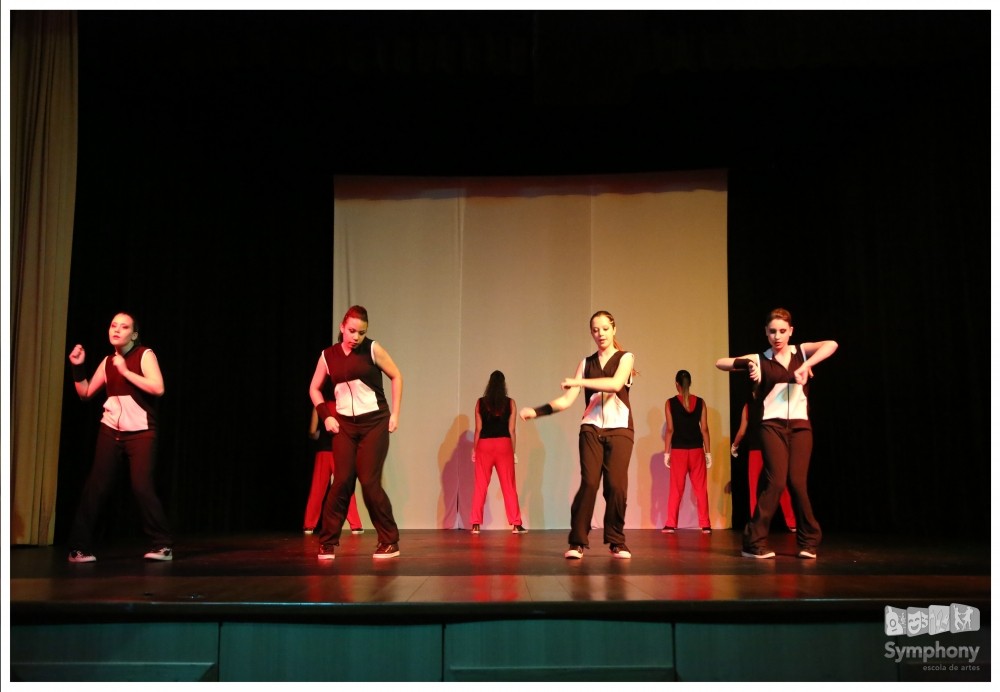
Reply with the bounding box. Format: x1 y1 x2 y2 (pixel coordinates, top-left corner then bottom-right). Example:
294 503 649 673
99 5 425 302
10 528 990 624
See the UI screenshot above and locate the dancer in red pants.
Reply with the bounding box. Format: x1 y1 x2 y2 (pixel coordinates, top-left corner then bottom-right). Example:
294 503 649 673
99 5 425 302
662 369 713 534
732 402 795 532
470 370 526 535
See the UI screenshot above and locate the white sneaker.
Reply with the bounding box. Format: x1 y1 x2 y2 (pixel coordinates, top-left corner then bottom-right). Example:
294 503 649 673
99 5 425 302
741 547 776 559
610 544 632 559
564 545 585 559
144 547 173 561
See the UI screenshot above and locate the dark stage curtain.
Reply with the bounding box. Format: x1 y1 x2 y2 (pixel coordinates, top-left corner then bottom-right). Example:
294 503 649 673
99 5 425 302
55 13 336 544
54 10 988 544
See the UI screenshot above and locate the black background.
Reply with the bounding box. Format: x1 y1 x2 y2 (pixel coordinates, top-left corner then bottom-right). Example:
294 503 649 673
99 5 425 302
55 10 989 543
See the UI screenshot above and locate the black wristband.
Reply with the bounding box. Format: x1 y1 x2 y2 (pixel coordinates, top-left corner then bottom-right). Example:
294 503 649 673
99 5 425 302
534 404 554 417
733 358 752 371
71 363 88 382
316 403 333 421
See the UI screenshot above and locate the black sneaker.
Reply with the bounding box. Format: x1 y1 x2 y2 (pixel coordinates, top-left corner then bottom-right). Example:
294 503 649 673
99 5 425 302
564 544 585 559
144 547 173 561
609 544 632 559
512 525 528 534
797 548 817 559
661 526 676 534
68 550 96 563
317 544 336 560
373 542 400 559
701 526 713 534
741 547 776 559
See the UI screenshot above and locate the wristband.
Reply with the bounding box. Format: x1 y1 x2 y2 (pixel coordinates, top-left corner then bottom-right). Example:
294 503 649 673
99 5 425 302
72 363 88 382
733 358 752 370
533 404 554 417
316 402 333 421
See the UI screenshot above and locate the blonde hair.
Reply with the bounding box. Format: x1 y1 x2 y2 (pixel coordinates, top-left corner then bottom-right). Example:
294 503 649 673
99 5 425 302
590 310 638 377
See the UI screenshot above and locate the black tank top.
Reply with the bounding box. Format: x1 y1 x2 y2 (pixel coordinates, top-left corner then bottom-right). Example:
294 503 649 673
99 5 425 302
479 397 511 439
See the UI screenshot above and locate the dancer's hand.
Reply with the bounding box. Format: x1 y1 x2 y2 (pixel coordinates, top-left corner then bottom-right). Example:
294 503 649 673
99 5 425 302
111 354 127 374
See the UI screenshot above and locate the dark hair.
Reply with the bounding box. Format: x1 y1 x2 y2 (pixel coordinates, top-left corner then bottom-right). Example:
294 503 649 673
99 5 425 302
482 370 509 417
766 307 793 326
675 369 691 388
337 305 369 342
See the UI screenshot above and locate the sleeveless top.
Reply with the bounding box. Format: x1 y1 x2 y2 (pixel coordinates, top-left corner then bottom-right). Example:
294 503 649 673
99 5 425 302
668 395 704 449
753 345 810 425
100 345 158 432
321 337 389 418
479 397 512 439
580 350 633 436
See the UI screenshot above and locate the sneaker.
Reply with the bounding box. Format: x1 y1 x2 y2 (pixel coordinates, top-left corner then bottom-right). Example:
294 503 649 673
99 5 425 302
564 544 585 559
609 544 632 559
789 527 797 533
318 544 336 560
741 547 776 559
701 526 713 534
144 547 173 561
303 528 314 535
68 550 96 563
373 542 400 559
797 548 817 559
512 525 528 534
661 526 676 534
471 524 480 535
351 527 365 535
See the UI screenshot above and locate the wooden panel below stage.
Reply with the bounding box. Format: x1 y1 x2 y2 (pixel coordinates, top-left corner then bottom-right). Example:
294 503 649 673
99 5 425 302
9 529 990 681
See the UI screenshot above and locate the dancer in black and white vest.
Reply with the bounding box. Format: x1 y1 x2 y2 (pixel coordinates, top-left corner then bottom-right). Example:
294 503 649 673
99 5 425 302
717 307 837 560
310 305 403 560
66 311 174 563
521 310 636 560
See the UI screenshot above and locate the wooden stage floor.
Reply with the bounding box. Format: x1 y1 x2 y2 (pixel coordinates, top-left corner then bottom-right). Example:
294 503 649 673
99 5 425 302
10 528 990 625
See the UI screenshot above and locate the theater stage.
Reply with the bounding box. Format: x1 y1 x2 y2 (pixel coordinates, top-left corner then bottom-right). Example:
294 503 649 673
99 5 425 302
9 529 990 682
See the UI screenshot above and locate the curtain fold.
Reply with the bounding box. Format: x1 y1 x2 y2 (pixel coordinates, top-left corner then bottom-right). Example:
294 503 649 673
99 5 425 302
10 10 79 545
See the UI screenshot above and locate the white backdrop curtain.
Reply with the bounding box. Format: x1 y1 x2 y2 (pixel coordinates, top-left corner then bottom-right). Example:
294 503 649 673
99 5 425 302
333 171 729 531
